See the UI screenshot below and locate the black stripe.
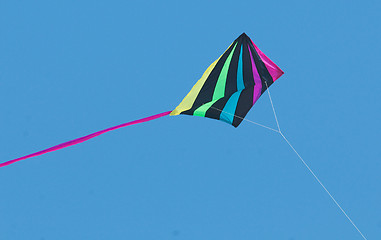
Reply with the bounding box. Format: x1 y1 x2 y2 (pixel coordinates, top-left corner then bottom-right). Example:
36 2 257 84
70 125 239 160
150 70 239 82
232 88 254 127
241 37 255 89
231 34 257 127
204 97 230 120
224 38 242 98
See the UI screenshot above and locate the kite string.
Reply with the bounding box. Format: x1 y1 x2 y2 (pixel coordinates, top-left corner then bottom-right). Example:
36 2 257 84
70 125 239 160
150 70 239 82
210 106 279 133
264 81 281 132
279 132 368 240
263 81 368 240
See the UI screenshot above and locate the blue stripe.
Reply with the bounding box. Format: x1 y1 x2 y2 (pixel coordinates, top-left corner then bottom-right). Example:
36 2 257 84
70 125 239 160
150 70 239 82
220 90 243 124
237 45 244 91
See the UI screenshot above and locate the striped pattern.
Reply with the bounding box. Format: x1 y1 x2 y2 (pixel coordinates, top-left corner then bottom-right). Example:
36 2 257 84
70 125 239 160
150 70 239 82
171 33 284 127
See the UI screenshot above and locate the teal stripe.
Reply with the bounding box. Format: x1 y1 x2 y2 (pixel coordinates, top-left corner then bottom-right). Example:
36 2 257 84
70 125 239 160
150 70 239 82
220 90 243 124
237 45 244 91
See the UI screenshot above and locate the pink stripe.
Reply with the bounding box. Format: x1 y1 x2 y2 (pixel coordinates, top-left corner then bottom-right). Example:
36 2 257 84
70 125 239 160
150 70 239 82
251 40 284 81
0 111 171 168
247 44 262 104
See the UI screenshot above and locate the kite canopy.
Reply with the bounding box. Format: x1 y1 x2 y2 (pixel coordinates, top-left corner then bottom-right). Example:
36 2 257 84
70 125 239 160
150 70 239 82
171 33 284 127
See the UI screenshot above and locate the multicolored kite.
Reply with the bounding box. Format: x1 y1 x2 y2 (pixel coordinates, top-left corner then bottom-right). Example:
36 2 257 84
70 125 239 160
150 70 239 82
171 33 283 127
0 33 283 168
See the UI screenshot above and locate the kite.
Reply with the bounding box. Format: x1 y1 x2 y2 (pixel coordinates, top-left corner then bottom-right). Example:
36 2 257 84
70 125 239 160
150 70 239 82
0 32 281 167
0 33 369 240
170 32 283 127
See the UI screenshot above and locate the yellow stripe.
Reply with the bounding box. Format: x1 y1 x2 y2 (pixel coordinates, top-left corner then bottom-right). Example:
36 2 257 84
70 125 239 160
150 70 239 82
170 43 233 116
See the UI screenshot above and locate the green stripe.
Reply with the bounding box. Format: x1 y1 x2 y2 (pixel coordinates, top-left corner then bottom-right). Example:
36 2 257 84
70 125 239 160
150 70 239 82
212 42 238 101
193 100 219 117
193 42 238 118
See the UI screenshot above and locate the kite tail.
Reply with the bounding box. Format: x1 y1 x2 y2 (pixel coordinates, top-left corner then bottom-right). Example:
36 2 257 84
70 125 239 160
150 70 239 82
0 111 172 168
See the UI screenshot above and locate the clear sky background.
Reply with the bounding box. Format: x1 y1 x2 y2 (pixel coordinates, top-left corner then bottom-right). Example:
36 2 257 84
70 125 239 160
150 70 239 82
1 1 380 239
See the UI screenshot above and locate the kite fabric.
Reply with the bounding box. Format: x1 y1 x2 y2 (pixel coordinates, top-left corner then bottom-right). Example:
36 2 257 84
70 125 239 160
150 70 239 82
0 111 171 168
171 33 284 127
1 33 283 168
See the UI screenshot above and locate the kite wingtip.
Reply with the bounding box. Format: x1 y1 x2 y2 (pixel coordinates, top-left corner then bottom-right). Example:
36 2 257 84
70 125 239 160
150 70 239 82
169 110 178 116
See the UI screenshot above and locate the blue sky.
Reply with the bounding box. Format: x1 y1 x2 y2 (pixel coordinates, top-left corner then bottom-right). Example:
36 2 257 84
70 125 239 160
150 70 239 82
1 0 380 239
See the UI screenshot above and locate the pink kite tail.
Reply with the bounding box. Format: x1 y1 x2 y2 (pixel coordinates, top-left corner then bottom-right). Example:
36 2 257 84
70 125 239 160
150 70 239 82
0 111 172 168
